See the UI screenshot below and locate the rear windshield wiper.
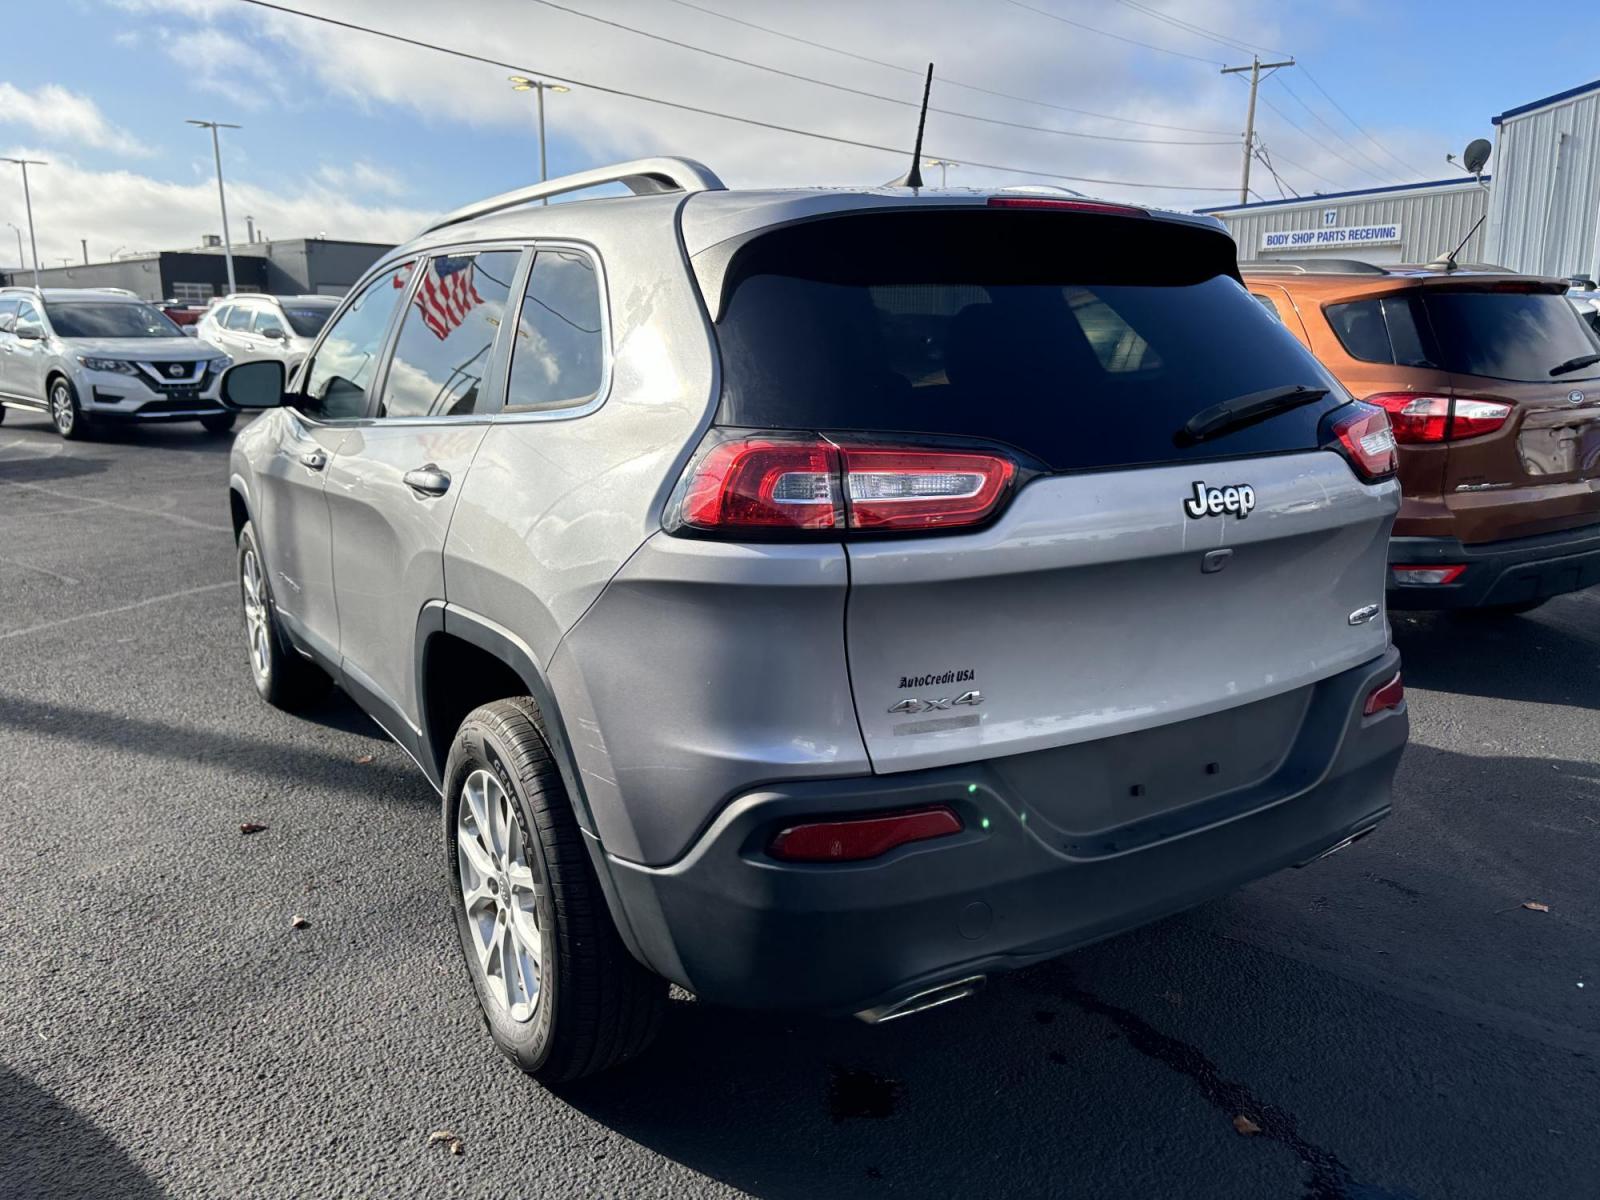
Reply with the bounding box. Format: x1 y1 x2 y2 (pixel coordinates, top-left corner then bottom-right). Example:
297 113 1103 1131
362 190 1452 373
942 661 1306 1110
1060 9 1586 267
1176 384 1329 446
1549 352 1600 377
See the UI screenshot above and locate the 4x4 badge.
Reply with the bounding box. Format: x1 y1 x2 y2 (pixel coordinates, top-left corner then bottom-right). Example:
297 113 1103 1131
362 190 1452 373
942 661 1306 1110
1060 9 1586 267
1184 481 1256 520
888 690 983 715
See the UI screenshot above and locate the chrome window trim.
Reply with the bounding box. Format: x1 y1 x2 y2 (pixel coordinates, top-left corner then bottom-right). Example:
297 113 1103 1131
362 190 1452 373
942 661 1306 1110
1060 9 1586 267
492 239 614 426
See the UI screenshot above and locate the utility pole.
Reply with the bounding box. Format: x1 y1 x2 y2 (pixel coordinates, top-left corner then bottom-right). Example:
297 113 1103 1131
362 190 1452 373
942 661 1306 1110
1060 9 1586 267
1 157 46 287
1221 56 1294 205
81 238 88 264
187 119 241 294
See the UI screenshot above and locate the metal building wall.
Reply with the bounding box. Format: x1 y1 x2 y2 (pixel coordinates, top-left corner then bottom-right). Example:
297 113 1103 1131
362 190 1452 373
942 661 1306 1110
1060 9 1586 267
1205 182 1489 265
1484 89 1600 280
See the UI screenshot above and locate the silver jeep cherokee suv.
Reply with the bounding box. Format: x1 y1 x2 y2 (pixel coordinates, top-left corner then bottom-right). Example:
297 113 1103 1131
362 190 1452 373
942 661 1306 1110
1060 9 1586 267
220 158 1409 1082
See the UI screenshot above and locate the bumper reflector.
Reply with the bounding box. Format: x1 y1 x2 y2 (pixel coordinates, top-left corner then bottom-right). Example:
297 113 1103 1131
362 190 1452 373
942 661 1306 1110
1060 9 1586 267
1363 672 1405 717
1390 564 1466 586
768 806 963 862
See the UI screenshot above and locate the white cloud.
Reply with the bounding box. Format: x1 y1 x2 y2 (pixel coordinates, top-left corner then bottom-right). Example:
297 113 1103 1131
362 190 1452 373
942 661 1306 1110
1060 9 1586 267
0 148 432 269
315 160 409 198
0 84 153 156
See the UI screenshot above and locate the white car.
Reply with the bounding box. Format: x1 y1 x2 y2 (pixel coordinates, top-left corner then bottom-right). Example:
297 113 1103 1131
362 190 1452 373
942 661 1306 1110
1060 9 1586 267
0 287 233 439
196 294 338 380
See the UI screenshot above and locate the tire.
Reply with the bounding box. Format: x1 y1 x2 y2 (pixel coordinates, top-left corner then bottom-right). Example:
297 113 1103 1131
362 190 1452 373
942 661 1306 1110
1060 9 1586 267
236 521 330 710
200 412 237 435
444 698 665 1083
48 376 90 440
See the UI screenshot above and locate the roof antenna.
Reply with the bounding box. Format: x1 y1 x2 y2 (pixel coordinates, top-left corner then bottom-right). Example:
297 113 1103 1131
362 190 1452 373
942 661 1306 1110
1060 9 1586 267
894 63 934 189
1431 213 1486 273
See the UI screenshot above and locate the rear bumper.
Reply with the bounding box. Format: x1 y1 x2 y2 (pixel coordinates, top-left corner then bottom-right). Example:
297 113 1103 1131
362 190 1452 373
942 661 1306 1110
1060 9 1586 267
1388 523 1600 609
604 648 1406 1015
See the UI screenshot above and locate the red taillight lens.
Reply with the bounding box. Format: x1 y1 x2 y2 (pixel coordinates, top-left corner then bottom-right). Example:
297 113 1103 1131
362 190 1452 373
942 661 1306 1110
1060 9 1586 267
669 433 1018 536
768 806 963 862
1365 393 1512 443
986 196 1149 217
1321 402 1398 481
840 446 1016 531
1363 672 1405 716
677 436 842 531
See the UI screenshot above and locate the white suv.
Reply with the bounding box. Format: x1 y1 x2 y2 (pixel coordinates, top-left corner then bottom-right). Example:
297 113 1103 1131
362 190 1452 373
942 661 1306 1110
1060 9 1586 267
197 293 337 379
0 287 234 439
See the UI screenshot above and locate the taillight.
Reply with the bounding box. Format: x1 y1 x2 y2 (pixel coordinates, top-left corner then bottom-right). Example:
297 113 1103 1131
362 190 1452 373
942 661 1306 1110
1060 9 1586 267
1320 402 1398 481
1363 672 1405 716
768 806 963 862
1365 393 1512 443
986 196 1149 217
667 432 1019 537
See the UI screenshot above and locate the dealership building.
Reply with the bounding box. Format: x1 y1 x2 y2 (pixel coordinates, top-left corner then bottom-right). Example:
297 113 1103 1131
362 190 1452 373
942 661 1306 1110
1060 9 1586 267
1203 76 1600 283
0 237 394 303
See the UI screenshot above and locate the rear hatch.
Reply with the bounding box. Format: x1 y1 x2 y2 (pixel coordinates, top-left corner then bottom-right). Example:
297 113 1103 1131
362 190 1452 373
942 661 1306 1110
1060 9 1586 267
1417 279 1600 543
701 204 1398 781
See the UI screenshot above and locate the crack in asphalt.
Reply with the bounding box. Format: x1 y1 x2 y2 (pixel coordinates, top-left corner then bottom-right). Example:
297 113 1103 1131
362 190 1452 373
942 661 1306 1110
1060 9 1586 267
1061 983 1417 1200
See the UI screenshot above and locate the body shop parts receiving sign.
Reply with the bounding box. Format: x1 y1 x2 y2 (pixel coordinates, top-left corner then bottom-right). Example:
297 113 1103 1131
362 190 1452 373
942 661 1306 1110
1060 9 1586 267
1262 223 1401 251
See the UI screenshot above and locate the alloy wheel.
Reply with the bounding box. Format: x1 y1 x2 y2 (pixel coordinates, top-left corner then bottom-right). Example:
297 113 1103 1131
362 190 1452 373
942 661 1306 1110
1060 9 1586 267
50 383 74 435
239 546 272 686
457 768 545 1022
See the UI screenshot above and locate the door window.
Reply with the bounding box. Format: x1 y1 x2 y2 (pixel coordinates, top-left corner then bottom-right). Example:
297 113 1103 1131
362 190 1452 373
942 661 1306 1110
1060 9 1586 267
224 305 254 332
211 304 232 329
506 249 606 412
377 249 520 418
302 261 415 420
253 309 288 337
0 297 17 333
1251 293 1284 321
14 301 41 336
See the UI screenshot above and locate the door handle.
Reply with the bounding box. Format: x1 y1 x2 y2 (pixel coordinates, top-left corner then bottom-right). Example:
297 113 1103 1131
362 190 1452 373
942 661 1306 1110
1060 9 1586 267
298 450 328 470
403 464 452 497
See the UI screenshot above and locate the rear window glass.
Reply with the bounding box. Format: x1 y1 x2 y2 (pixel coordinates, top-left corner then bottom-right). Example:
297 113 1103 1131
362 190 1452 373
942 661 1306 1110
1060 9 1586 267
283 304 335 337
710 211 1345 472
1421 290 1600 382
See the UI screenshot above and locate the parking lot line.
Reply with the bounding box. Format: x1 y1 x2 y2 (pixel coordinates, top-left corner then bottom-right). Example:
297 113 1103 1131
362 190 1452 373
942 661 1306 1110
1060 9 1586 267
0 580 232 641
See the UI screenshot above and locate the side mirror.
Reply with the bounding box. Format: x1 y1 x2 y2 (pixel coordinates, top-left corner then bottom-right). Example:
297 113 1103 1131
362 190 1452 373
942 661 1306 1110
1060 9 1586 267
261 326 288 341
220 359 286 411
15 323 43 341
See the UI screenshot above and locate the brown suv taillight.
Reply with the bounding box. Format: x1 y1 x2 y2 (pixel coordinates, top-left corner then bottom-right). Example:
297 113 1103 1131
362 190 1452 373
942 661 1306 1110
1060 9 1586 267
1319 402 1398 482
1365 393 1512 443
665 431 1019 537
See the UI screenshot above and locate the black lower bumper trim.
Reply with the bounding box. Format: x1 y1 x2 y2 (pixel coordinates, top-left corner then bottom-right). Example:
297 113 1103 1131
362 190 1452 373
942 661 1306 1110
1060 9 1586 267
1389 525 1600 609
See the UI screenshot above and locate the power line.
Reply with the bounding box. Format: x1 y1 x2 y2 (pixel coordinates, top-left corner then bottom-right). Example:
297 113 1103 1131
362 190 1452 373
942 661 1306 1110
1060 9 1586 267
1241 78 1392 186
521 0 1231 146
658 0 1234 136
1252 141 1339 191
1002 0 1225 67
1105 0 1287 58
232 0 1243 193
1272 75 1400 181
1299 66 1431 179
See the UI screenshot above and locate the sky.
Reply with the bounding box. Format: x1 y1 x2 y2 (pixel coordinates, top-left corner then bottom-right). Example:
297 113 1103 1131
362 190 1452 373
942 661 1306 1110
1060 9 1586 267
2 0 1597 270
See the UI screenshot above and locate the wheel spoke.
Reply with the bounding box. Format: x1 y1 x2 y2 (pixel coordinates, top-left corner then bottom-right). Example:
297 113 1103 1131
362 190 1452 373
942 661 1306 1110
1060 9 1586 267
457 830 496 879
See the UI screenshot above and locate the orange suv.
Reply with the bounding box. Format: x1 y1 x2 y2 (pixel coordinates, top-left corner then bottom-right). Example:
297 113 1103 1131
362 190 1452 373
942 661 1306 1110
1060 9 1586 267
1244 260 1600 612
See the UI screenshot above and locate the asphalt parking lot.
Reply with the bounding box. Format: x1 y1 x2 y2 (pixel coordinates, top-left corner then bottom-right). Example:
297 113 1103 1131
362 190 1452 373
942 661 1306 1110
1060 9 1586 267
1 412 1596 1200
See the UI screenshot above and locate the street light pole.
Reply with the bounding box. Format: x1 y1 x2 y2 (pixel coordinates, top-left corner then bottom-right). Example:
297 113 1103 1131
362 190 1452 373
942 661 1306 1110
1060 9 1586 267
6 223 23 276
1 157 46 288
923 158 960 188
187 119 241 293
508 77 572 201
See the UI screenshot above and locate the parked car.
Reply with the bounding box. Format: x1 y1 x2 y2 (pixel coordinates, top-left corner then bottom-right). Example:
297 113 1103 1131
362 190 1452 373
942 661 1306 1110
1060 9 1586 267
218 158 1408 1081
159 300 207 332
197 294 338 380
0 286 235 438
1245 259 1600 612
1567 284 1600 337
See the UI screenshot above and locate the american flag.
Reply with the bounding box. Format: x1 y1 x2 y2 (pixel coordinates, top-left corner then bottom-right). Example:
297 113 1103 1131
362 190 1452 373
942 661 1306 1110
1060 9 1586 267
413 255 484 341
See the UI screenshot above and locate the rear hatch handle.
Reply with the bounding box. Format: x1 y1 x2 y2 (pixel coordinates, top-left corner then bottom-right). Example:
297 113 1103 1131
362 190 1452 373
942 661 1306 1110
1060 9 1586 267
1176 384 1329 446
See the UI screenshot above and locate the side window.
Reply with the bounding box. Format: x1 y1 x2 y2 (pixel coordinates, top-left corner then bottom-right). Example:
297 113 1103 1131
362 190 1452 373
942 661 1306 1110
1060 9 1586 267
302 261 415 420
253 309 287 336
506 249 605 412
212 304 232 328
224 305 253 332
1251 293 1284 321
1326 296 1429 366
15 301 40 334
377 249 520 419
0 297 17 334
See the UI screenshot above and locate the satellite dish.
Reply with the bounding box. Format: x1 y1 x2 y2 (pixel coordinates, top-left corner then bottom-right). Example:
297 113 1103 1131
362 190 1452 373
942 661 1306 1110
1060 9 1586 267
1463 138 1492 175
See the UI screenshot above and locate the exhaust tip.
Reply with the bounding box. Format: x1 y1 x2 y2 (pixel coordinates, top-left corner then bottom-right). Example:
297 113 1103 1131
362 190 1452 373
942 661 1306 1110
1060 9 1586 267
855 975 986 1024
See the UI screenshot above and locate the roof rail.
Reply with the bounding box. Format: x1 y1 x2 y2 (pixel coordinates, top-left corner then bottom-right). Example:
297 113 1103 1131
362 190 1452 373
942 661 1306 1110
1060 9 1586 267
421 156 725 237
1240 258 1388 276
